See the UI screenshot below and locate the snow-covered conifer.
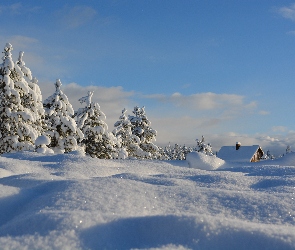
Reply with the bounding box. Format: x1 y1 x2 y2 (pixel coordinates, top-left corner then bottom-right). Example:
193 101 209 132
43 79 83 153
75 91 119 158
286 145 291 154
163 142 193 160
261 149 275 160
128 106 159 159
195 136 214 156
113 108 148 159
0 43 39 153
14 51 45 134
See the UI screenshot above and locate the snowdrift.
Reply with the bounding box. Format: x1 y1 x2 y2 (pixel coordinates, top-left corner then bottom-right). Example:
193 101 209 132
186 151 225 170
0 152 294 249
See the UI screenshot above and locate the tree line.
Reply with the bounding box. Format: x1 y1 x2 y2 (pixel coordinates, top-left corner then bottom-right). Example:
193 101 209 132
0 43 213 159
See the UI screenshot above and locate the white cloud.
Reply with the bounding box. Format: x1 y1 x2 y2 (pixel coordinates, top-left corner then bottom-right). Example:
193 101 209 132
57 6 97 29
144 92 256 122
145 92 255 111
277 3 295 21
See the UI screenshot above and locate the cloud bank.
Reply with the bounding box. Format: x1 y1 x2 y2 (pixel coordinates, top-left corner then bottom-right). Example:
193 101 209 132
145 92 256 111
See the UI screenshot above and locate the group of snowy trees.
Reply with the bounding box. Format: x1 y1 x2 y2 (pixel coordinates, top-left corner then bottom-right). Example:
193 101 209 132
163 136 214 160
0 43 164 159
0 43 213 160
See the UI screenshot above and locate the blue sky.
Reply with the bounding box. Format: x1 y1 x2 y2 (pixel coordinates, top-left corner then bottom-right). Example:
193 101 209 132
1 0 295 155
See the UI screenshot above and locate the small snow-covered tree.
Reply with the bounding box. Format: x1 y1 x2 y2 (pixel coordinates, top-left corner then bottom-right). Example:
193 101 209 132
195 136 214 156
43 79 83 153
113 108 149 159
0 43 39 153
75 91 119 159
286 145 291 154
262 149 275 160
171 144 184 160
163 143 193 160
128 106 159 159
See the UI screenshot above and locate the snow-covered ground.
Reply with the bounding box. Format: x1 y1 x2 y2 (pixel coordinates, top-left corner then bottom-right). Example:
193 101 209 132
0 152 295 250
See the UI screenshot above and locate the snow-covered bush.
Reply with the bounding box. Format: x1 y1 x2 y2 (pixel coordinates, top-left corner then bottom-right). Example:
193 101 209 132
43 79 83 153
75 91 119 159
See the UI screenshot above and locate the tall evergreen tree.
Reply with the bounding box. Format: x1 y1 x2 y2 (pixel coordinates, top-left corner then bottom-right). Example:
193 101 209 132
43 79 83 153
0 43 39 153
75 91 119 158
15 51 45 134
128 106 159 159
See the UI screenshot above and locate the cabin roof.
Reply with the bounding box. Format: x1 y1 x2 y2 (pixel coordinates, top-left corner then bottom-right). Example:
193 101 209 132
218 145 262 162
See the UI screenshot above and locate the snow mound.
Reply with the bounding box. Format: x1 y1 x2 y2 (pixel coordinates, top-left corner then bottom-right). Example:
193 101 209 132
186 151 225 170
265 152 295 166
35 135 51 146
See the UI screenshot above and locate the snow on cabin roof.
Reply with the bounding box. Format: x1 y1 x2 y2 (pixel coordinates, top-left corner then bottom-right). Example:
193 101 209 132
218 145 261 162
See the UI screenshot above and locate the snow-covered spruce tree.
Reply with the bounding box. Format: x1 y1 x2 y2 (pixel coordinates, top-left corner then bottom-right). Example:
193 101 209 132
182 145 193 159
14 51 46 134
163 143 192 160
0 43 39 153
75 91 119 159
163 143 173 159
195 135 214 156
171 144 183 160
286 145 291 154
128 106 159 159
43 79 83 153
113 108 149 159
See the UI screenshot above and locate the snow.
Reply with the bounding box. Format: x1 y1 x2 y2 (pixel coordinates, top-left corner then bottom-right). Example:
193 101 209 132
0 152 294 249
186 151 225 170
35 135 51 146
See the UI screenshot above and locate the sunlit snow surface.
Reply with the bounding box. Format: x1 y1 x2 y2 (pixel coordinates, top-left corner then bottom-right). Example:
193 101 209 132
0 152 295 249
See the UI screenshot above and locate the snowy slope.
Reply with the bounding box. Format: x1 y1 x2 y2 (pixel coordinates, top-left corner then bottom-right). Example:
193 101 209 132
0 152 295 249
